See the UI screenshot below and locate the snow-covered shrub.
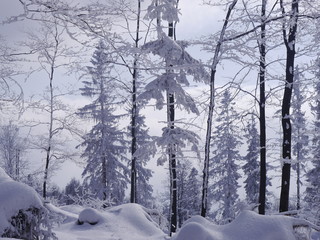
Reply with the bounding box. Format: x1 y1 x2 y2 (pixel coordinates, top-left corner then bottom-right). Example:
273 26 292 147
0 167 56 239
77 208 102 225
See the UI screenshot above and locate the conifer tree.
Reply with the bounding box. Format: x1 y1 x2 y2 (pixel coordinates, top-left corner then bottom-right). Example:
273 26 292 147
305 60 320 223
143 0 207 234
291 66 308 210
243 115 260 205
209 89 241 223
78 40 128 206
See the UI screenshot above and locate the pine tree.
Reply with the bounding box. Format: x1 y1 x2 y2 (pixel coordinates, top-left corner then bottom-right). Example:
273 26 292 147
78 40 128 206
243 115 260 205
291 66 308 210
305 60 320 223
209 89 241 223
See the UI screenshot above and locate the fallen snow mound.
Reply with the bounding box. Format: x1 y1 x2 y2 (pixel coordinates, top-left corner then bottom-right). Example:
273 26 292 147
0 168 43 235
54 203 166 240
173 210 299 240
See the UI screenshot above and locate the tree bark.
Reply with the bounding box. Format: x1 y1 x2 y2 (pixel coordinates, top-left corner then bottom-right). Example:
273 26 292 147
201 0 238 217
279 0 299 213
168 21 177 235
130 0 141 204
258 0 267 215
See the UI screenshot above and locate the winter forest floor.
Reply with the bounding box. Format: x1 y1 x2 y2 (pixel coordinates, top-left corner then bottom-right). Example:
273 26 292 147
1 168 320 240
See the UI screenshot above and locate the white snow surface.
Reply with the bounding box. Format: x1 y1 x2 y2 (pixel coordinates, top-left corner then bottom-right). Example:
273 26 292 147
0 168 43 235
173 210 298 240
53 203 166 240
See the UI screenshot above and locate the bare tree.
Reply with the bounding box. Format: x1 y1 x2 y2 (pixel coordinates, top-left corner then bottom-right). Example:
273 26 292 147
23 20 80 199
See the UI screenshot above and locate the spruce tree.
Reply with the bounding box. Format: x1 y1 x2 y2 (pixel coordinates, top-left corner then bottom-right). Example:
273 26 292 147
78 40 128 206
243 115 260 205
305 61 320 223
291 66 308 210
209 89 241 223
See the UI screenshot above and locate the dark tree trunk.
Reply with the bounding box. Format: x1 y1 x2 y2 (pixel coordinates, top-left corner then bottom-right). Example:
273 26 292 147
201 0 238 218
279 0 298 213
168 21 177 235
43 146 50 199
130 0 141 204
258 0 267 215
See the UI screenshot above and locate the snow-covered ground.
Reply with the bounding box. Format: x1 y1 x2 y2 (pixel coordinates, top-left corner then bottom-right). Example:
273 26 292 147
51 203 167 240
1 168 320 240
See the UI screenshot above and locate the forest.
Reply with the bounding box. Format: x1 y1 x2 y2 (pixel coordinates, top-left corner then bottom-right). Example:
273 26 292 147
0 0 320 239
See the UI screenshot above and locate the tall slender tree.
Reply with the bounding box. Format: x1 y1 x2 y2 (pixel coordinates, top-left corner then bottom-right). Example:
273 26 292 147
279 0 299 213
143 0 207 234
258 0 267 215
201 0 238 217
291 66 308 210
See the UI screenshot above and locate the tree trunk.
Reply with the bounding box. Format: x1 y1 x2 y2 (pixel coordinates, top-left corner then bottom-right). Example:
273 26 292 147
168 21 177 235
43 48 56 199
130 0 141 204
279 0 298 213
258 0 267 215
201 0 238 217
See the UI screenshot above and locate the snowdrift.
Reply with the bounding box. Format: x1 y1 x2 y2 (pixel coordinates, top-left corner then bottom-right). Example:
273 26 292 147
173 210 313 240
0 168 44 237
53 203 166 240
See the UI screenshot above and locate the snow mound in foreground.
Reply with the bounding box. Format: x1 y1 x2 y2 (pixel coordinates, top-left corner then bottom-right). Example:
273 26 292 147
54 203 166 240
174 210 298 240
78 208 103 225
0 168 43 235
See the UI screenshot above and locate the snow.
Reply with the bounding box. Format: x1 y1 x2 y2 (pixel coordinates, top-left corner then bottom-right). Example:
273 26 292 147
53 203 166 240
0 168 43 236
1 167 319 240
173 211 299 240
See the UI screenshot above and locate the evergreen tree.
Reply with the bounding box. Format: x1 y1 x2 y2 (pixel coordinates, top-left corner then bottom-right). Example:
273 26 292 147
134 115 155 208
305 60 320 223
183 167 201 218
209 89 241 223
0 122 26 181
177 162 201 227
291 66 308 210
143 0 208 234
243 115 260 205
64 178 83 205
78 40 128 206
